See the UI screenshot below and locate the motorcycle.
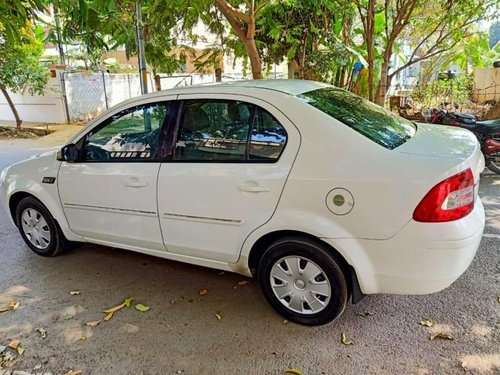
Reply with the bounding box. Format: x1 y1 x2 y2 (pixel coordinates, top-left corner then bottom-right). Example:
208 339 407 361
430 109 500 174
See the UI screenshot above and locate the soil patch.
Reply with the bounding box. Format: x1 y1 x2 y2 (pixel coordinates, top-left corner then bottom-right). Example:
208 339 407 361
0 127 39 139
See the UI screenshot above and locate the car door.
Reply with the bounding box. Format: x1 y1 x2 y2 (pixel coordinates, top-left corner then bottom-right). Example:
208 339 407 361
58 100 172 251
157 94 300 263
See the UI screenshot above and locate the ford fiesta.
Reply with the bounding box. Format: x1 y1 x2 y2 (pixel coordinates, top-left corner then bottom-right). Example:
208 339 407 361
0 80 485 325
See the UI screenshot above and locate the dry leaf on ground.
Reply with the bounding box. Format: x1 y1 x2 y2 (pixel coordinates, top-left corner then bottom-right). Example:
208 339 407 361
215 312 222 320
135 303 150 312
85 320 100 327
429 333 453 341
69 291 81 295
103 312 114 321
17 347 25 355
65 371 82 375
357 310 373 317
8 339 20 349
419 318 434 327
36 328 47 339
199 289 208 296
103 297 134 320
238 280 250 286
341 332 353 345
0 300 20 313
284 369 302 375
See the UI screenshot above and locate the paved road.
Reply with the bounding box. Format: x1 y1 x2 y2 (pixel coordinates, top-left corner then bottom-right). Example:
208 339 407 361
0 134 499 375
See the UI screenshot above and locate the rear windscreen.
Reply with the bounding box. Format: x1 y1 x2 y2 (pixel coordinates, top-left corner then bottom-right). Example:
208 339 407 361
299 88 416 149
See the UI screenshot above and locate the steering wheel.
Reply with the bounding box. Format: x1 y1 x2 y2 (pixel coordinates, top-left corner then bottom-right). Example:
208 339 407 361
86 145 111 161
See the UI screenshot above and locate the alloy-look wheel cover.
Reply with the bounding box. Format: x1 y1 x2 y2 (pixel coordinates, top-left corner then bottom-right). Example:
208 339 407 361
21 208 51 250
270 256 332 315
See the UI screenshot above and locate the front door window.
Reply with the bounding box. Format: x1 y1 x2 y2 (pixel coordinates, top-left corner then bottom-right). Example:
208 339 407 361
84 103 169 161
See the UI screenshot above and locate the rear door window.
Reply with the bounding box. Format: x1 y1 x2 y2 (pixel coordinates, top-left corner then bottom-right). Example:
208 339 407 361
174 100 287 162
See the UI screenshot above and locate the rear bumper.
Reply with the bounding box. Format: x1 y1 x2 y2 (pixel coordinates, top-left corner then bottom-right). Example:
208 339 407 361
324 199 485 295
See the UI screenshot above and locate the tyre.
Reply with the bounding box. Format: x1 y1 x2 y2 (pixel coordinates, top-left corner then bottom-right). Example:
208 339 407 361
486 155 500 174
258 237 349 326
15 197 69 257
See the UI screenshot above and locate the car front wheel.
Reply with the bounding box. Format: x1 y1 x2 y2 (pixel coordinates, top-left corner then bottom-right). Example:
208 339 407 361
258 237 349 326
16 197 68 257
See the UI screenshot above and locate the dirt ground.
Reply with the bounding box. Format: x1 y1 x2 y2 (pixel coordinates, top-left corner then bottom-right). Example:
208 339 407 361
0 131 499 375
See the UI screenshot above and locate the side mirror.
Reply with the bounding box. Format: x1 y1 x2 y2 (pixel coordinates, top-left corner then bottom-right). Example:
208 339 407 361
57 144 79 162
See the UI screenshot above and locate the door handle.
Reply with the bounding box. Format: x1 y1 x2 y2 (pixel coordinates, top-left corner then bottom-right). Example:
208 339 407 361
237 184 271 193
125 178 148 188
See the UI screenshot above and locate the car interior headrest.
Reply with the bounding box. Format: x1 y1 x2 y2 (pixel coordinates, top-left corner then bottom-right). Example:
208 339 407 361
228 103 251 123
183 106 210 131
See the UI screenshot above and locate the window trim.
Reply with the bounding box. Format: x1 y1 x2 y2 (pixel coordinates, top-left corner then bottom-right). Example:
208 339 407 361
168 99 288 164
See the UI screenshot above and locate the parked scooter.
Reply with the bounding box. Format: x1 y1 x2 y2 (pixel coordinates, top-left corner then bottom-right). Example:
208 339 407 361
430 109 500 174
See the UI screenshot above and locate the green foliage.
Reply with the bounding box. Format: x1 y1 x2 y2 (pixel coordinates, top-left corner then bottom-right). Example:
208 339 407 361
0 0 45 44
413 73 474 108
0 24 49 94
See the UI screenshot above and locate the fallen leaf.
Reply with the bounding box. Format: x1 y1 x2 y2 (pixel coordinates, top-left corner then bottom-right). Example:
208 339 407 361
199 289 208 296
283 319 288 324
218 271 225 275
64 315 74 320
52 314 60 321
356 310 373 317
80 336 86 341
0 300 20 313
419 318 434 327
8 339 20 349
65 371 82 375
17 347 25 355
430 333 454 341
69 291 81 295
238 280 250 286
284 369 302 375
85 320 100 327
341 332 353 345
134 303 150 312
103 297 134 315
215 312 222 320
461 361 468 371
103 312 114 321
36 328 47 339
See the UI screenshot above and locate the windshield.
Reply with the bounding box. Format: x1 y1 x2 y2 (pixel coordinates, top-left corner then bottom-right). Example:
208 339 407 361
299 88 416 149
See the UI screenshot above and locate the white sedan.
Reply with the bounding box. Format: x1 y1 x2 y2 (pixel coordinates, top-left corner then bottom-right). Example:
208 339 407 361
0 80 485 325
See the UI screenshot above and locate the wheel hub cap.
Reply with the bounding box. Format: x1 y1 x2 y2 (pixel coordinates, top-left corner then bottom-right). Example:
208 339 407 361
21 208 51 250
270 256 331 315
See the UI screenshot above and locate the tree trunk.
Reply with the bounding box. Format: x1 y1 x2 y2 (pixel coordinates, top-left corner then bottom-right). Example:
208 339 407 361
1 87 22 130
287 60 296 79
242 37 262 79
215 68 222 82
214 0 262 80
367 41 374 101
375 57 390 106
153 69 161 91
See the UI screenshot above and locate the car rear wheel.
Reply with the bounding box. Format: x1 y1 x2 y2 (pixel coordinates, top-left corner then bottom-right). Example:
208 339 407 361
258 237 349 326
16 197 68 257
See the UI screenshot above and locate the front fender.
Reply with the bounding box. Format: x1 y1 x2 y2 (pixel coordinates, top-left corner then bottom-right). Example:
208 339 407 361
3 152 82 242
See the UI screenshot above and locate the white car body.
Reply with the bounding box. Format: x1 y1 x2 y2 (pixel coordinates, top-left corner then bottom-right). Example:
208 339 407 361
0 80 485 299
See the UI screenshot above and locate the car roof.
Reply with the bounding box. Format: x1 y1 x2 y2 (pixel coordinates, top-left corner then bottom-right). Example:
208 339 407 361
135 79 330 101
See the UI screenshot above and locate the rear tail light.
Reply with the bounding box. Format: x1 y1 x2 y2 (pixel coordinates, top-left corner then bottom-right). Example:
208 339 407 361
413 169 474 222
